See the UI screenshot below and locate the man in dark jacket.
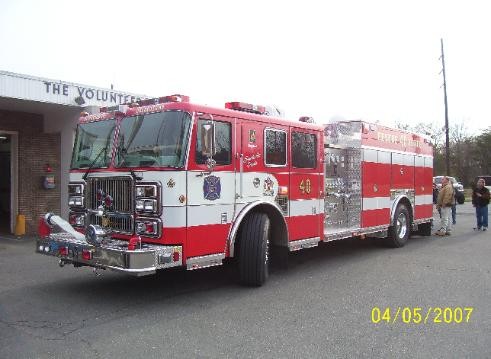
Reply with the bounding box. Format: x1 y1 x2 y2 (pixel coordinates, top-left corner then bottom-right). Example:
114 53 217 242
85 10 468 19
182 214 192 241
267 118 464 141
472 178 490 231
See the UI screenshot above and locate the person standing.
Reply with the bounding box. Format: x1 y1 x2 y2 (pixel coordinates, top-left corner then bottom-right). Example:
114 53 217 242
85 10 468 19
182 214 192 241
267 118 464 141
435 176 455 236
472 178 490 231
451 186 457 225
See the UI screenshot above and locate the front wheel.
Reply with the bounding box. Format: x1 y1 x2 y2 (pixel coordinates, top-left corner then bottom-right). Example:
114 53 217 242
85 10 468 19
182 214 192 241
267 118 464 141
238 213 270 286
386 204 410 247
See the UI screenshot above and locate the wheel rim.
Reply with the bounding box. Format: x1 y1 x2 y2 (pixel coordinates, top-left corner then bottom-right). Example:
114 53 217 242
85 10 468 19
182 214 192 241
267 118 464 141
397 212 407 239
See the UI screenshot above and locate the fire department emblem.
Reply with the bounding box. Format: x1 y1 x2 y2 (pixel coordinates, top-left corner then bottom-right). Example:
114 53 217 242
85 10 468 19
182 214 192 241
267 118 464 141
263 177 274 196
203 175 221 201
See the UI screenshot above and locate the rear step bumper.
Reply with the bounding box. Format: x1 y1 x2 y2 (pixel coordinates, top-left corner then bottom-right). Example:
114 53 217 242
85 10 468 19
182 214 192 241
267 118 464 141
36 233 182 276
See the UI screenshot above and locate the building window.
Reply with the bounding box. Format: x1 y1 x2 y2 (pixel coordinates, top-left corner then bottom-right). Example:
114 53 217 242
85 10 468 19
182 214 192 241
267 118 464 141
292 132 317 168
265 128 287 166
196 120 232 165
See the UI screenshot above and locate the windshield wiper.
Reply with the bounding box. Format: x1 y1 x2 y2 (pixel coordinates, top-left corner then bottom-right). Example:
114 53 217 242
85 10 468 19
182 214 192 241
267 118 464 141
116 143 142 180
82 146 107 181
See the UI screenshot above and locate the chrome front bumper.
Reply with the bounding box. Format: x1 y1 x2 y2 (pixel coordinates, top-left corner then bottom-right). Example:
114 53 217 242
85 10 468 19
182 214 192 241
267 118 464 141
36 233 182 276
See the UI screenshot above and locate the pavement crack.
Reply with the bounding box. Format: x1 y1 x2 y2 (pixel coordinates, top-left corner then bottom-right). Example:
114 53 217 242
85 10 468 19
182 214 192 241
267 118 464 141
0 318 86 341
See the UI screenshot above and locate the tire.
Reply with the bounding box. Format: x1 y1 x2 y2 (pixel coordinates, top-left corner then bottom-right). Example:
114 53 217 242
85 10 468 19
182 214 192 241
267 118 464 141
238 212 270 286
386 204 410 247
456 192 465 205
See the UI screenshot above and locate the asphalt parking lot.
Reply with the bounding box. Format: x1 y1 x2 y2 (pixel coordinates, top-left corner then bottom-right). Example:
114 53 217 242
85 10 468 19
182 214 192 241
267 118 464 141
1 202 490 359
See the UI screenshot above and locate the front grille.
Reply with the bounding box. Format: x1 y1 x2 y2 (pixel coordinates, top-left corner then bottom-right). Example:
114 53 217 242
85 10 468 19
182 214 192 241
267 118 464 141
86 176 134 233
89 213 133 234
86 176 134 212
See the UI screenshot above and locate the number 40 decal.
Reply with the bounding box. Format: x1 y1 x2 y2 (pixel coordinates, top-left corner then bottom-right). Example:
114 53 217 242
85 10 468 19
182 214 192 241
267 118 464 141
299 179 311 194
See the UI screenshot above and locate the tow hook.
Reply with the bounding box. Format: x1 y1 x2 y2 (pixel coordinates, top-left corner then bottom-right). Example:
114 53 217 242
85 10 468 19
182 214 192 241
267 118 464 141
58 259 65 267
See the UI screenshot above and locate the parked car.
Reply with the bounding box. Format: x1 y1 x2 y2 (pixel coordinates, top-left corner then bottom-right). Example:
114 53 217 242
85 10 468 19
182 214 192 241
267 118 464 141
433 176 465 204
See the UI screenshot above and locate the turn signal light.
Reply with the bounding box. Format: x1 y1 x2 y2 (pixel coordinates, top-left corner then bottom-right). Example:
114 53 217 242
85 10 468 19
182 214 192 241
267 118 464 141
278 186 289 195
82 249 92 260
58 246 69 256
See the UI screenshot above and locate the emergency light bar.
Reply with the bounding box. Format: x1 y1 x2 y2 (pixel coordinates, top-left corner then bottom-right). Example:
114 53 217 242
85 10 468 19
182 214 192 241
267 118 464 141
299 116 314 123
138 94 190 106
99 94 190 113
225 101 266 115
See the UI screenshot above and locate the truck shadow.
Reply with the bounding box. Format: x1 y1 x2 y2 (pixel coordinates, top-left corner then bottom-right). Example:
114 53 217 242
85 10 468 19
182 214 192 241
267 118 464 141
36 234 432 307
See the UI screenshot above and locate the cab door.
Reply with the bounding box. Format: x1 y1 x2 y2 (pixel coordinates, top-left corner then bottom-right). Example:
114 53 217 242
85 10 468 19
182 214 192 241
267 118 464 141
289 128 322 242
186 115 235 258
236 120 266 202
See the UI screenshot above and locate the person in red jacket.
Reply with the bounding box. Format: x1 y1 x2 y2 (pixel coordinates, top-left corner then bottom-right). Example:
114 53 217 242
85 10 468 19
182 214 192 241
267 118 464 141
472 178 490 231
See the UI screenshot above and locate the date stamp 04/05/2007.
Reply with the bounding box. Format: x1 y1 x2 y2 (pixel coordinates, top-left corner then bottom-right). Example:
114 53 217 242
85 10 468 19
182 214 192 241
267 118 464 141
371 307 474 324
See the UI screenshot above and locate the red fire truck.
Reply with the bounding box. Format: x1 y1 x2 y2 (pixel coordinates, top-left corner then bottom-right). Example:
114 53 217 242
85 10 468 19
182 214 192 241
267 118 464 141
36 95 434 286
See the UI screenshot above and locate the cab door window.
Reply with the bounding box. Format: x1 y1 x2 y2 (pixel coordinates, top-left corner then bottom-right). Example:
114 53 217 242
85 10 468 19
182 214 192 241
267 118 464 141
292 131 317 168
195 119 232 166
265 128 287 166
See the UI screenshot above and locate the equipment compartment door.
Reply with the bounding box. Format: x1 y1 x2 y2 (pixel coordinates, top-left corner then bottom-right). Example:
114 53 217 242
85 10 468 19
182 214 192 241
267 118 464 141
324 147 361 234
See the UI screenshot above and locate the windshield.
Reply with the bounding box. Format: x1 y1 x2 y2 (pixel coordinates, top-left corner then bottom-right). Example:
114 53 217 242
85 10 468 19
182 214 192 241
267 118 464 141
115 111 191 168
71 119 116 169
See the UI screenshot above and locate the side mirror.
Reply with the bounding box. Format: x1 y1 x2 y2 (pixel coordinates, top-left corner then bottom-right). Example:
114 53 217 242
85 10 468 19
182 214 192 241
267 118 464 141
200 120 216 159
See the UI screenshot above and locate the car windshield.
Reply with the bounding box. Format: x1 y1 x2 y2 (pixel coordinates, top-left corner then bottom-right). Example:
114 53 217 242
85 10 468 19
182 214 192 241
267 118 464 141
114 110 192 168
434 176 456 185
71 119 116 169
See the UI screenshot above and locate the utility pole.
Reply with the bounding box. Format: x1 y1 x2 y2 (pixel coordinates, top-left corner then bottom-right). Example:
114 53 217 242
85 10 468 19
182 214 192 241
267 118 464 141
440 38 450 175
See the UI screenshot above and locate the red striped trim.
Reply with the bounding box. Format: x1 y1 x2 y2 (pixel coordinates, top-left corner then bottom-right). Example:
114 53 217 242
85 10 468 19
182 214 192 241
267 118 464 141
186 223 230 258
286 214 323 241
361 208 390 227
414 204 433 220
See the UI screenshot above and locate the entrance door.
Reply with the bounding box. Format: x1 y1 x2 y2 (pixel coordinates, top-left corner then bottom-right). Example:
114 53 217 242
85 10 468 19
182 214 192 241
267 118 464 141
0 134 11 233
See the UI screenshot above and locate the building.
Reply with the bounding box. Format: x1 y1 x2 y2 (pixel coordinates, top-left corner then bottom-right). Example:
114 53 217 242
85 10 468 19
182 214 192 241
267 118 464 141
0 70 146 234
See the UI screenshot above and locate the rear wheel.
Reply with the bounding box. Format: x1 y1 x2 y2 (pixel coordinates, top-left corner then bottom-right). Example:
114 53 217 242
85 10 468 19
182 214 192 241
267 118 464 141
238 212 270 286
456 192 465 204
386 204 410 247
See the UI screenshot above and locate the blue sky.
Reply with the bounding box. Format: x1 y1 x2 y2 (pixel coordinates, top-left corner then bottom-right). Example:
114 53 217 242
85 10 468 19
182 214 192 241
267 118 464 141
1 0 490 133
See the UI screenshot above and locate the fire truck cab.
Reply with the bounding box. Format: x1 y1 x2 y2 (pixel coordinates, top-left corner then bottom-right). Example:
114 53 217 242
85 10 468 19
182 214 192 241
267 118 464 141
36 95 433 286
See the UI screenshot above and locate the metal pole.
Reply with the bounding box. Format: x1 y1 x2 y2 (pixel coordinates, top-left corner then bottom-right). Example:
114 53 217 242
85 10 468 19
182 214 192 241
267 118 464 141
441 38 450 175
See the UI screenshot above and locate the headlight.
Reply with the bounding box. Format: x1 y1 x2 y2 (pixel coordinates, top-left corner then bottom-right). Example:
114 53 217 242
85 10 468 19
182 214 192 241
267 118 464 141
68 196 84 207
68 183 85 208
69 184 84 195
136 199 157 212
69 212 85 227
135 183 160 215
136 185 157 197
135 219 161 237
